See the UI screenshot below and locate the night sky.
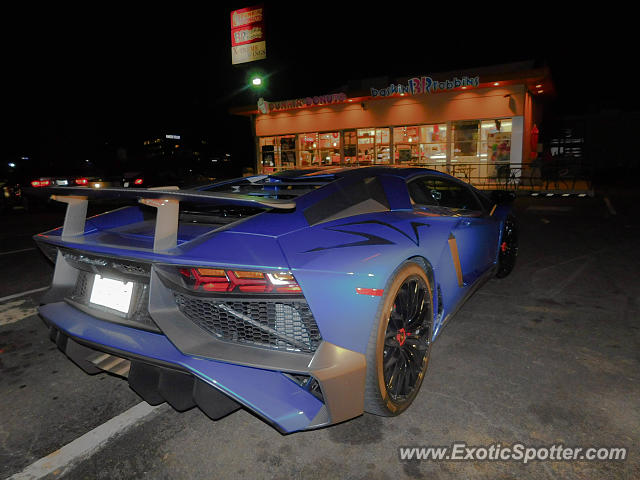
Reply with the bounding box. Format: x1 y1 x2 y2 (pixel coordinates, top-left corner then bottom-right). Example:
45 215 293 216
3 4 633 174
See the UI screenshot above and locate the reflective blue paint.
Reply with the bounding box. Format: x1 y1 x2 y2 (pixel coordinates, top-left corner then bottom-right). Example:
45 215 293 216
36 167 512 429
39 302 324 433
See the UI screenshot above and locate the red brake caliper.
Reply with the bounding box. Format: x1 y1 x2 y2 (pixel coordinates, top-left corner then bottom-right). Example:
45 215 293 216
501 241 508 253
396 327 409 346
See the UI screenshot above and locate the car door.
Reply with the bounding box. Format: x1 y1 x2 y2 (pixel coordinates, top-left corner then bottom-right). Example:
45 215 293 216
408 176 498 285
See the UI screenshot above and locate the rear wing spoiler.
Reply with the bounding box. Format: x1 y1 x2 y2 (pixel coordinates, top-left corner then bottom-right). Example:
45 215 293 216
33 186 296 252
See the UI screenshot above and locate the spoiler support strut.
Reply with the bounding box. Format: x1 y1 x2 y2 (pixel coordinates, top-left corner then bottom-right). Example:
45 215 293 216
51 195 88 238
139 198 180 252
48 186 296 253
51 193 181 252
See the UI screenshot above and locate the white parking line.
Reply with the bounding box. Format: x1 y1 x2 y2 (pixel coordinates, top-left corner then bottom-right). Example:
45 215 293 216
0 299 39 326
0 287 48 304
0 247 36 256
603 196 617 216
8 402 166 480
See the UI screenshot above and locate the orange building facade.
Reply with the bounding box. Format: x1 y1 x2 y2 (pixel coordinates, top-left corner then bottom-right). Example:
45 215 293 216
235 64 550 188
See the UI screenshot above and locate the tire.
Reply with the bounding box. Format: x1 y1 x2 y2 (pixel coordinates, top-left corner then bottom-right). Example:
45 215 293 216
364 261 434 416
495 215 518 278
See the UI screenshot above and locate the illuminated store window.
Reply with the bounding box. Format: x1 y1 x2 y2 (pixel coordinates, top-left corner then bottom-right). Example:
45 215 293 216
393 124 447 165
344 130 357 164
318 132 341 165
422 124 447 163
452 120 479 162
259 135 297 173
298 133 319 167
259 136 277 173
357 128 390 165
480 119 512 181
280 135 297 169
450 120 480 182
394 126 420 164
375 128 390 164
357 128 375 164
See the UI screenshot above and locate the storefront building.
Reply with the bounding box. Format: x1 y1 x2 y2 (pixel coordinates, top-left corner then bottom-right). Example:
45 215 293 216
234 63 551 189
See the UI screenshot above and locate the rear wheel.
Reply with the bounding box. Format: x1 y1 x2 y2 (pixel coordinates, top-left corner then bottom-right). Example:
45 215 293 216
364 262 433 416
496 215 518 278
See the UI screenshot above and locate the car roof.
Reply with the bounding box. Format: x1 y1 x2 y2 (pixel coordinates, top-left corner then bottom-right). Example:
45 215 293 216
197 166 485 205
268 166 450 181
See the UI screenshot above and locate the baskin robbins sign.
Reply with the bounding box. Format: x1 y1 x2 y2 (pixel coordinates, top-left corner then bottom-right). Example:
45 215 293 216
371 75 480 97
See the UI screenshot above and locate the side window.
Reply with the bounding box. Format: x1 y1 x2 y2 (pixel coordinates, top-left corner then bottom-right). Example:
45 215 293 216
476 191 494 212
408 179 438 206
408 177 482 213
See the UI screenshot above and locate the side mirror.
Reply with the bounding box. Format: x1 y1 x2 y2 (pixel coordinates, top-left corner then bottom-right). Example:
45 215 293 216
490 190 516 205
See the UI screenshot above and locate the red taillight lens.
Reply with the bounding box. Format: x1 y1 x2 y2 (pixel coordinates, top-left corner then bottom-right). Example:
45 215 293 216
228 271 269 292
178 268 301 294
134 178 144 185
75 177 88 185
31 179 51 187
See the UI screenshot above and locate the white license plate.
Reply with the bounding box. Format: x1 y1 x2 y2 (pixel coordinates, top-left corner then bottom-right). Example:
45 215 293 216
123 181 129 187
56 179 69 186
89 275 134 313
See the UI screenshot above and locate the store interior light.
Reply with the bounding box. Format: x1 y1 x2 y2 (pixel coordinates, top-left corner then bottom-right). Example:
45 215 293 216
537 90 544 94
251 77 262 86
535 84 542 88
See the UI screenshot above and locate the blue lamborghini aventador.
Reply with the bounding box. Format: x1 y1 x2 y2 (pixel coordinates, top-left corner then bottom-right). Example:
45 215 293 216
33 166 517 433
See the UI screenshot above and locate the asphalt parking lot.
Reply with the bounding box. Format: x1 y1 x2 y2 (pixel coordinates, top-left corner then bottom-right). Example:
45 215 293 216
1 192 639 479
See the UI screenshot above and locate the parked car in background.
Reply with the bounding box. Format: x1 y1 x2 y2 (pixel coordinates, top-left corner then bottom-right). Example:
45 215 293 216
1 175 24 212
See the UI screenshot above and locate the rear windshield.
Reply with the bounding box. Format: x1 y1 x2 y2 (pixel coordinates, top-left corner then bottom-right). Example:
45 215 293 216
303 176 390 225
201 175 333 200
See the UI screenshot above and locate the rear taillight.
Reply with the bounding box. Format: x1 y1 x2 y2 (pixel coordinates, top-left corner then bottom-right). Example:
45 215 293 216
134 178 144 185
178 267 302 294
31 179 51 187
75 177 89 185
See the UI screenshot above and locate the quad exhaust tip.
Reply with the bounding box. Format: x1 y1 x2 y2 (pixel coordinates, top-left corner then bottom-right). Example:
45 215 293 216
88 352 131 377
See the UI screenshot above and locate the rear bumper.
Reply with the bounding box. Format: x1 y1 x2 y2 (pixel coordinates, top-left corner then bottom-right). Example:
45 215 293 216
39 302 365 433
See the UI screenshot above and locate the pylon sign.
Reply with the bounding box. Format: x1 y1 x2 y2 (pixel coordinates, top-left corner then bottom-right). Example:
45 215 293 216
231 5 266 65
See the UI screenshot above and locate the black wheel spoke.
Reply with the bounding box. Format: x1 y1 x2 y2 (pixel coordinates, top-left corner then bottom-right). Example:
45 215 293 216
410 281 421 319
404 336 429 351
389 311 403 330
395 289 409 321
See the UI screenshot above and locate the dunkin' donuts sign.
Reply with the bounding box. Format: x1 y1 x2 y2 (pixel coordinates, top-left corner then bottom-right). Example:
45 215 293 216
258 93 347 114
371 75 480 97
